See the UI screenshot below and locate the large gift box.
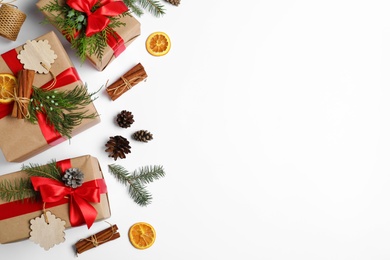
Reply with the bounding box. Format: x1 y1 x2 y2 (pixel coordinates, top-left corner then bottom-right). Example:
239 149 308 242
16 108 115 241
0 155 111 244
36 0 141 71
0 31 100 162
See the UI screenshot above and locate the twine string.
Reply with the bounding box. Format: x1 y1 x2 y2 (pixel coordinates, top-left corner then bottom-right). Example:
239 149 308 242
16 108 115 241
40 62 57 90
42 202 49 224
0 0 17 8
81 222 116 247
2 85 31 119
107 76 145 96
0 0 25 41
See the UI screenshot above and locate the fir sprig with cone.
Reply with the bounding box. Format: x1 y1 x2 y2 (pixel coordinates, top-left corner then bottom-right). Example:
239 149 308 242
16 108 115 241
41 0 165 62
0 160 62 202
108 164 165 206
27 85 99 139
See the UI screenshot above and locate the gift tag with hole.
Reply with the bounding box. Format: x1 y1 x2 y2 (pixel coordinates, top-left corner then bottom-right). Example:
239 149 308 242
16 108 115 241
29 211 66 250
17 39 57 74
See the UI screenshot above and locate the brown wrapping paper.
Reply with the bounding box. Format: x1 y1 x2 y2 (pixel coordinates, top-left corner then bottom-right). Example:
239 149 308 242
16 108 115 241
0 155 111 244
36 0 141 71
0 31 100 162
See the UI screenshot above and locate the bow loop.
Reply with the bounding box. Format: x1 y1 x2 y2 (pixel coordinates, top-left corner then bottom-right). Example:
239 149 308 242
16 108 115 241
66 0 128 37
31 176 102 228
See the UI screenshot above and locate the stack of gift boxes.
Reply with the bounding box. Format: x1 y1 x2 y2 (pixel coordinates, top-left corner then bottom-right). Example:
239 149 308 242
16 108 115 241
0 0 141 246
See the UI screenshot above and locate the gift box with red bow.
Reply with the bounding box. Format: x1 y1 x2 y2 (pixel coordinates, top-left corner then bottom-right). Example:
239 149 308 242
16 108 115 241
0 155 111 244
37 0 141 71
0 31 100 162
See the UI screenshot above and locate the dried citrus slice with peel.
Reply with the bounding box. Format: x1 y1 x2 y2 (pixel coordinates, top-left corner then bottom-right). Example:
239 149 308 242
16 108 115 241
146 32 171 56
129 222 156 249
0 73 17 103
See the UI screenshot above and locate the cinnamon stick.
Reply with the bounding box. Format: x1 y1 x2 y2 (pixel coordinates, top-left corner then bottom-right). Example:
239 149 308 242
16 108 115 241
11 69 35 119
106 63 147 101
75 224 120 254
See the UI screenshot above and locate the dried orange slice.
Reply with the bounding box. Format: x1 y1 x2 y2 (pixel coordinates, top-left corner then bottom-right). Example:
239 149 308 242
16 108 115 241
0 73 17 103
146 32 171 56
128 222 156 250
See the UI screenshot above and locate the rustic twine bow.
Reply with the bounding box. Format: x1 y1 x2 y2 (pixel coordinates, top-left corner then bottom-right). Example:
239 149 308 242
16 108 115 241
0 84 31 119
83 222 115 247
107 75 145 96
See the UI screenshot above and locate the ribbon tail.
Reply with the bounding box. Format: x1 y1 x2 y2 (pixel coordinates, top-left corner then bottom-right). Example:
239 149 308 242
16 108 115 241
69 196 97 229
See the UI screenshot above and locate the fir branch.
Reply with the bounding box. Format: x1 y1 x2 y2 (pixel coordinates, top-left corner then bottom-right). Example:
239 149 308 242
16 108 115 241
123 0 144 16
27 85 99 139
21 160 62 181
0 178 37 202
108 164 165 206
136 0 165 17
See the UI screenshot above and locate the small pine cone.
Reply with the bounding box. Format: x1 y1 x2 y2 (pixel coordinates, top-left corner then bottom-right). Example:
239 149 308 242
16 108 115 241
62 168 84 188
116 110 134 128
105 135 131 160
165 0 180 6
132 130 153 142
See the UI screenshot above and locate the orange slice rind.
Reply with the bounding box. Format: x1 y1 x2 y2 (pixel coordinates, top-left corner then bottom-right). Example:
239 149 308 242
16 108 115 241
128 222 156 250
146 32 171 56
0 73 17 103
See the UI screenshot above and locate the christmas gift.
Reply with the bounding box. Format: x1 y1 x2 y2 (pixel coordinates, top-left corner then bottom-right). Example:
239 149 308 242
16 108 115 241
0 31 100 162
0 155 111 244
36 0 141 71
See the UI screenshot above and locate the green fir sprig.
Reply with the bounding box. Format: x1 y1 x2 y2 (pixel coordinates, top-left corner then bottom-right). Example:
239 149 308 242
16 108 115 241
108 164 165 206
0 160 62 202
21 160 62 181
0 178 37 202
27 85 99 139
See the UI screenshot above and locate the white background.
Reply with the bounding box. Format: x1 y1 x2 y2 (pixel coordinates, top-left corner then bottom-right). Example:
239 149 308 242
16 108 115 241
1 0 390 259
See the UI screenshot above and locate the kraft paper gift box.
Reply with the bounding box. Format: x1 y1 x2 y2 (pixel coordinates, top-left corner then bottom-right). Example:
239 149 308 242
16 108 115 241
36 0 141 71
0 31 100 162
0 155 111 244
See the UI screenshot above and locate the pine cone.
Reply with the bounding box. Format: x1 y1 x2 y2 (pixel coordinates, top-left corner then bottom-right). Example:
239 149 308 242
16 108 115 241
165 0 180 6
116 110 134 128
62 168 84 188
105 135 131 160
132 130 153 142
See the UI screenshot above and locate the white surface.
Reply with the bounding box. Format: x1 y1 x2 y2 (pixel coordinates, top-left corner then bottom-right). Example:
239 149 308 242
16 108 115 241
1 1 390 259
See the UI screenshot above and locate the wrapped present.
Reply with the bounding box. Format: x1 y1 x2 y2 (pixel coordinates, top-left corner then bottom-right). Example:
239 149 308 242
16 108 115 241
0 31 100 162
36 0 141 71
0 155 111 244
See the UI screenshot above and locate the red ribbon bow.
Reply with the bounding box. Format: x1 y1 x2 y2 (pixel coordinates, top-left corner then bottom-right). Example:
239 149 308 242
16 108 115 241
31 176 103 228
67 0 128 37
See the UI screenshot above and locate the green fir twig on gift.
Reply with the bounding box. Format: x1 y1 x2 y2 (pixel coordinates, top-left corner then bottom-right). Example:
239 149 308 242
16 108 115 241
40 0 165 62
27 85 99 139
0 178 37 202
0 160 62 202
108 164 165 206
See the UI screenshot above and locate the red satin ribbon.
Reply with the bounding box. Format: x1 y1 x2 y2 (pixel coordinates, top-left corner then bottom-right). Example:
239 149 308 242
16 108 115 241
0 159 107 229
67 0 128 37
107 31 126 57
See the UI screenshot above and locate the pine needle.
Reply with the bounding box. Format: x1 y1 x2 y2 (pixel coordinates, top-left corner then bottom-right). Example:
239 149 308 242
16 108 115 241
27 85 99 139
0 178 38 202
108 164 165 206
21 160 62 181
